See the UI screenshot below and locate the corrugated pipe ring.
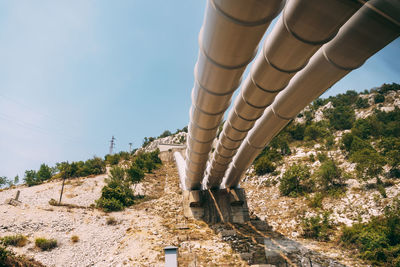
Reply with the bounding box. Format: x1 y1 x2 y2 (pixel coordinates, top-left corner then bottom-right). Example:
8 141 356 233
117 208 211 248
212 158 230 168
322 48 363 71
186 157 207 168
210 0 283 27
223 132 245 143
245 138 266 150
220 141 239 152
185 167 201 181
271 105 295 121
240 90 271 110
191 101 227 116
214 148 234 159
194 77 236 97
186 147 209 157
281 7 336 46
227 120 253 133
198 28 257 70
188 133 214 145
220 136 242 150
249 71 287 95
194 63 240 95
191 119 220 132
233 106 260 122
207 168 226 177
262 46 307 74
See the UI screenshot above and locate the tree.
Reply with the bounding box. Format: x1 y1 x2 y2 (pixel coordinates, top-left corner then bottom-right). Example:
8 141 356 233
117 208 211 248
374 94 385 104
159 130 172 138
37 164 52 182
355 97 369 109
316 159 343 190
13 175 19 185
279 164 313 197
24 170 38 186
326 105 355 130
350 148 386 182
0 176 7 188
126 165 144 194
254 157 275 175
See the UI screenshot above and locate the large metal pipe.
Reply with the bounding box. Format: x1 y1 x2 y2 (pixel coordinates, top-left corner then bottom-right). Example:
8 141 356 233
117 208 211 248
185 0 285 190
205 0 363 189
223 0 400 188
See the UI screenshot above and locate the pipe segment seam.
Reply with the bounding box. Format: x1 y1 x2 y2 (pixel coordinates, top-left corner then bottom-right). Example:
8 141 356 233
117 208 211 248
226 120 252 133
249 71 287 95
281 6 337 46
222 132 245 143
198 28 257 70
233 106 262 122
261 43 308 74
322 48 364 71
211 0 284 27
190 119 220 132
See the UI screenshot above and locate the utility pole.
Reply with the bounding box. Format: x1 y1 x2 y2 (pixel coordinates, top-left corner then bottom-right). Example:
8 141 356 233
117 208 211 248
129 142 133 153
109 136 116 155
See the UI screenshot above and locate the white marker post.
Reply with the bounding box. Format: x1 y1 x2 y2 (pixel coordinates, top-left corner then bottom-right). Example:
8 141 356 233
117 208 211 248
164 246 178 267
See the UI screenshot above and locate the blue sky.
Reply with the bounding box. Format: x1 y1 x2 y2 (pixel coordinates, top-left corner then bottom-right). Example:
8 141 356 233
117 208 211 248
0 1 399 179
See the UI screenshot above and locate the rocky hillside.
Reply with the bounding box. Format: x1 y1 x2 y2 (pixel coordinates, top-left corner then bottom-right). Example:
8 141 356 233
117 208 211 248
239 83 400 266
1 83 399 266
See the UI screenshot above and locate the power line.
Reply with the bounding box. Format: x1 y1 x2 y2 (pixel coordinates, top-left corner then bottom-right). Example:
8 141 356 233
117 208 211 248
109 136 116 155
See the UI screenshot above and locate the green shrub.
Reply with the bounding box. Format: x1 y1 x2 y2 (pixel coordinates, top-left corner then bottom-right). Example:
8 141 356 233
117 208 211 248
374 94 385 104
0 245 8 264
325 135 335 149
96 166 135 212
316 159 343 190
1 234 27 247
279 164 313 197
37 164 53 182
325 105 355 130
352 119 373 139
286 123 305 141
340 199 400 266
379 137 400 169
126 164 145 190
307 192 324 209
304 122 329 141
158 130 172 138
355 97 370 109
328 90 359 107
24 170 39 187
254 157 276 176
35 238 57 251
105 154 121 166
316 152 328 163
301 212 333 241
96 197 124 212
350 148 386 181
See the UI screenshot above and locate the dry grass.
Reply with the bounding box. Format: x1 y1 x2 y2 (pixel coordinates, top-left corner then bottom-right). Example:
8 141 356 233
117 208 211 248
70 235 79 243
106 216 118 225
1 234 28 247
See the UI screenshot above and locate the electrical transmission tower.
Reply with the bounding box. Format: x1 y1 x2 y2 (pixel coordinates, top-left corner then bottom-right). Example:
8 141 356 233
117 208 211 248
109 136 116 155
